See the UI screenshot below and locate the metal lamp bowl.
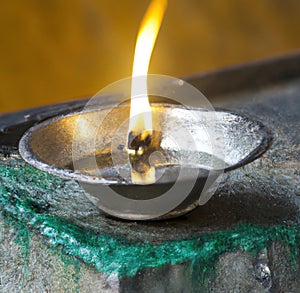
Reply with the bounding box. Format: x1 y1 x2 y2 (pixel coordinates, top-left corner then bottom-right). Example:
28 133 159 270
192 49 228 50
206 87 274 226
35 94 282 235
19 103 270 220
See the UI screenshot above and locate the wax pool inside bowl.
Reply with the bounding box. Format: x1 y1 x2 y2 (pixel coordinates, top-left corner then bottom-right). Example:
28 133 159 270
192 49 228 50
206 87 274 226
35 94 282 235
69 147 227 184
70 104 228 184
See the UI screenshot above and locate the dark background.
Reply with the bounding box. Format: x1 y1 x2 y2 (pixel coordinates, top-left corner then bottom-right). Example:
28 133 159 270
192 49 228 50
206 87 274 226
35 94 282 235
1 0 300 112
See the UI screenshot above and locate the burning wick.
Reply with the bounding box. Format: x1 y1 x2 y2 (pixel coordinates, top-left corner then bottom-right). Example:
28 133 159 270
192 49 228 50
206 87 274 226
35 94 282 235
127 129 162 178
127 0 167 184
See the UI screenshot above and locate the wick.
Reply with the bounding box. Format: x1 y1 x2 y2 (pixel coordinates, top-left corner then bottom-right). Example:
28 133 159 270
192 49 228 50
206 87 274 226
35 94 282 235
127 130 152 156
127 130 161 175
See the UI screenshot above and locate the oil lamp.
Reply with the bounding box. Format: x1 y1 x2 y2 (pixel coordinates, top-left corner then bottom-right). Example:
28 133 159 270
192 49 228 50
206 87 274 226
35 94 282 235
18 0 270 220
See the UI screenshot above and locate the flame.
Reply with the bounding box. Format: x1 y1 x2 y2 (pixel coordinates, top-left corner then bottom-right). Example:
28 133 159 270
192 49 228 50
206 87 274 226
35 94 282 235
128 0 167 183
129 0 167 132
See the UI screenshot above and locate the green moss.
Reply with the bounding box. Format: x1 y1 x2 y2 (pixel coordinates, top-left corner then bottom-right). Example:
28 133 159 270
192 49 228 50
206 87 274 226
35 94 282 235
0 157 299 278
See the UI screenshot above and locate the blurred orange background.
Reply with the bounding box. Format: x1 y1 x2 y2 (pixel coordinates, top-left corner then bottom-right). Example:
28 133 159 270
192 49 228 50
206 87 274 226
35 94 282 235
1 0 300 113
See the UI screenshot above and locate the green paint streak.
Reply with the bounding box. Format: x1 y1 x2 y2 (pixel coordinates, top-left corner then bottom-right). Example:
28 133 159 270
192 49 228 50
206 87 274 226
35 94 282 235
0 159 299 278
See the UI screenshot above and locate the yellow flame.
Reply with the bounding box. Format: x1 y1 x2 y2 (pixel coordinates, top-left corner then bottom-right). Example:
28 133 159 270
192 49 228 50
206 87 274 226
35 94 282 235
128 0 167 184
129 0 167 133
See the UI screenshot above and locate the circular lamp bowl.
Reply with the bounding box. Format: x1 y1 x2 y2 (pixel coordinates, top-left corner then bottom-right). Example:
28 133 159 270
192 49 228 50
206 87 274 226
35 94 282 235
19 103 271 220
